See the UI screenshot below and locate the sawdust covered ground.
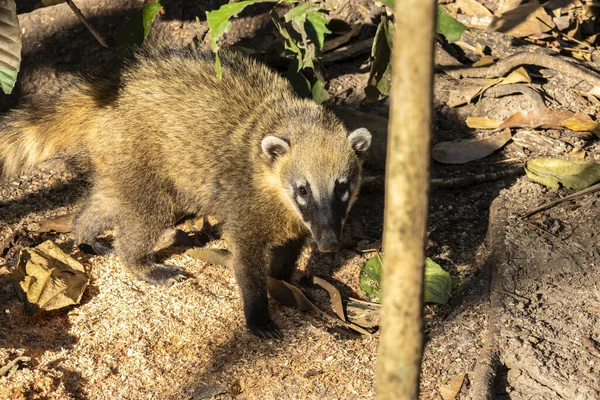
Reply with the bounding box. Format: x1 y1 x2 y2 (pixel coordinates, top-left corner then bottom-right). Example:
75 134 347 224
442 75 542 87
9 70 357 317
0 164 380 400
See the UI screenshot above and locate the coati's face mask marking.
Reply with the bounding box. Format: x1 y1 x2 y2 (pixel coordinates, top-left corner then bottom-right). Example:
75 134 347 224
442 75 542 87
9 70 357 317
261 128 372 253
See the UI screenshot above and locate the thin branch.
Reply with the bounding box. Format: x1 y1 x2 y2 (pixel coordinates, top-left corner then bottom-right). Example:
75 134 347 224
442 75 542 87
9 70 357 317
522 181 600 218
65 0 112 48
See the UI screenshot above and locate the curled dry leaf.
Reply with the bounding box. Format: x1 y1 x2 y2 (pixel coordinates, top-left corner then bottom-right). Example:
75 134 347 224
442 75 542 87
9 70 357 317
499 109 591 130
525 158 600 190
186 248 232 268
313 276 346 321
488 0 554 37
12 241 90 314
466 117 502 129
454 0 492 18
512 130 567 154
33 214 74 233
0 356 31 377
432 128 512 164
439 373 466 400
347 297 380 328
267 277 324 315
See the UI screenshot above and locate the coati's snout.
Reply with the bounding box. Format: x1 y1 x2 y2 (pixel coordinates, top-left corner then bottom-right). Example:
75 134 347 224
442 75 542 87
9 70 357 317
261 127 372 253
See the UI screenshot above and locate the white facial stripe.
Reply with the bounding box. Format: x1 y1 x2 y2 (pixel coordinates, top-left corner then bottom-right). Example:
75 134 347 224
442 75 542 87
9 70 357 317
296 194 307 206
341 190 349 202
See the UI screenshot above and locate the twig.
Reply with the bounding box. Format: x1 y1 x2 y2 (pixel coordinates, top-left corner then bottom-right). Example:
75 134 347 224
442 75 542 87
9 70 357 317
443 52 600 88
526 220 560 239
522 182 600 218
65 0 112 48
535 17 589 48
322 39 373 65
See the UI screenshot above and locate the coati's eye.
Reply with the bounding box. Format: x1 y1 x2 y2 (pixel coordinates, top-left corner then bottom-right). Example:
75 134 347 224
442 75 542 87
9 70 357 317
298 185 308 197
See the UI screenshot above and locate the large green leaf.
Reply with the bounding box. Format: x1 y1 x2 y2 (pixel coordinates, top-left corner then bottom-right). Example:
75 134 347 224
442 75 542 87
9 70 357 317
360 255 452 305
0 0 21 95
437 5 467 43
117 2 163 47
525 158 600 190
306 10 331 50
207 0 273 52
423 258 452 305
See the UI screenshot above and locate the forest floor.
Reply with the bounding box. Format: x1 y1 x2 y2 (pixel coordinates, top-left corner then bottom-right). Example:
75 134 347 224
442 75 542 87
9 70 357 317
2 0 600 399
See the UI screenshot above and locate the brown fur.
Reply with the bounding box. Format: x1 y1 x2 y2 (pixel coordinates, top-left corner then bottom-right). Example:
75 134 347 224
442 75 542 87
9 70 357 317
0 49 370 338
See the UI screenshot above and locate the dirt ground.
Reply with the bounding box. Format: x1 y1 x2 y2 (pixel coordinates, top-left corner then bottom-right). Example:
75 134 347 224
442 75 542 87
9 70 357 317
2 0 600 399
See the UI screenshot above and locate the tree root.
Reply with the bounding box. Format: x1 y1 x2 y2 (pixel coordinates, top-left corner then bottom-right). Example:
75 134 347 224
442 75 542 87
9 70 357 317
443 52 600 88
467 195 508 400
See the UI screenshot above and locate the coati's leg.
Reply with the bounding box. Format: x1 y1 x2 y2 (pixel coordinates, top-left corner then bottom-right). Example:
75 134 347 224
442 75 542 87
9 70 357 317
229 234 282 339
269 237 306 281
73 187 116 256
111 186 186 286
114 212 187 286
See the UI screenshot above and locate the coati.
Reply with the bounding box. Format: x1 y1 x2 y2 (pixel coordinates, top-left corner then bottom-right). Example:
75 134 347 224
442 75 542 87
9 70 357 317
0 49 372 339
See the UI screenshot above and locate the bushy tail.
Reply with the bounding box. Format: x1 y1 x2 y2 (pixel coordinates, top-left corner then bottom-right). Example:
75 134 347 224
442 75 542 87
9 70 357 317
0 83 101 180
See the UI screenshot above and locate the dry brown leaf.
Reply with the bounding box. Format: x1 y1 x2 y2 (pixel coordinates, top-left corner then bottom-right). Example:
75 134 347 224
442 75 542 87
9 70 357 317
12 241 90 314
455 0 492 17
448 85 484 107
512 130 567 154
570 147 587 158
267 277 324 315
347 297 380 329
313 276 346 322
499 109 593 130
495 66 531 85
488 1 555 37
562 118 600 135
432 129 512 164
0 356 31 377
34 214 74 233
186 248 232 268
472 55 498 67
439 373 466 400
466 117 503 129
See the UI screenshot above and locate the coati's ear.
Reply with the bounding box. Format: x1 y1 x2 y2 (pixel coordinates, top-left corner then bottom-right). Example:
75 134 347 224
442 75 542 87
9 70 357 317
348 128 372 156
261 136 290 162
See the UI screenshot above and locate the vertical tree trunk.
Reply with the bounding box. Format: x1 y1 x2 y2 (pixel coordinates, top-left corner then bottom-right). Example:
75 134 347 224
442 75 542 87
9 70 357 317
375 1 436 399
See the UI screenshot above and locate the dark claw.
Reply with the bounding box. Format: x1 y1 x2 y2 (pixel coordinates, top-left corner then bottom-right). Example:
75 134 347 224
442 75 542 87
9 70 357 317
78 240 114 256
249 320 283 340
139 264 188 286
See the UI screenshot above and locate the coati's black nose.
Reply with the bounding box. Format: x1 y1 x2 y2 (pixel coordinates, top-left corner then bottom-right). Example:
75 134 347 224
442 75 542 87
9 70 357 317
316 232 340 253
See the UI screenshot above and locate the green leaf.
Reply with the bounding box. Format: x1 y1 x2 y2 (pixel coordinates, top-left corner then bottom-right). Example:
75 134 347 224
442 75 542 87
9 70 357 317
311 80 329 104
0 65 19 95
285 2 316 23
206 0 272 52
437 5 467 43
0 0 22 95
359 254 452 305
365 16 392 102
287 61 312 98
424 258 451 305
525 158 600 190
117 2 163 47
377 0 394 9
360 253 382 303
306 10 331 50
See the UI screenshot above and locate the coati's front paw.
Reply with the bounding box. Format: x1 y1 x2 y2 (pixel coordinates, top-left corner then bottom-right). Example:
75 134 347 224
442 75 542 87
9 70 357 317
138 264 187 286
78 239 114 256
248 319 283 340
